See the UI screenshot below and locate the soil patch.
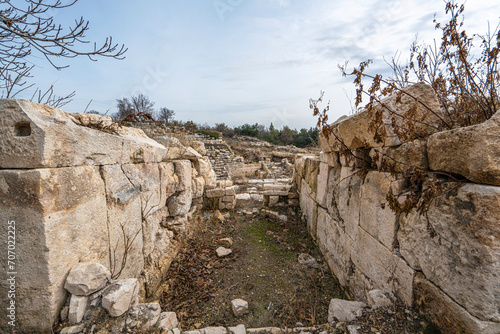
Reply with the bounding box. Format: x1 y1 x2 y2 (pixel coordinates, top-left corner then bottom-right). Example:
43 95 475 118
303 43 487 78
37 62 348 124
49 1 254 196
159 211 437 333
160 211 346 329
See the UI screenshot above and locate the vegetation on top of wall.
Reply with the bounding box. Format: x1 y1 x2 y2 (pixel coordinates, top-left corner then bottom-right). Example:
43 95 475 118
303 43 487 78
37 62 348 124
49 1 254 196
312 0 499 216
196 130 220 140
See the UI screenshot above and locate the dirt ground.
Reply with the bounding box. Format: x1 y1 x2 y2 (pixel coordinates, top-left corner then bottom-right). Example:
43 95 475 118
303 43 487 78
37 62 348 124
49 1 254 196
159 211 438 333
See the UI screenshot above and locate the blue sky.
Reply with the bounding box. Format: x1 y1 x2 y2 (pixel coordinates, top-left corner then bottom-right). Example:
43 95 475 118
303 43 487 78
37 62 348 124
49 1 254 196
21 0 500 130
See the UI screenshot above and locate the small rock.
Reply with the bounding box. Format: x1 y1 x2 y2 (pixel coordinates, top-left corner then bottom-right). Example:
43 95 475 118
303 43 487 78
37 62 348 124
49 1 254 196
200 327 227 334
219 237 233 247
347 325 360 334
102 278 139 317
157 311 179 330
216 246 232 258
64 263 111 296
229 324 246 334
298 253 318 267
127 302 161 329
60 324 86 334
231 298 249 317
60 305 69 321
328 298 366 322
246 328 282 334
222 212 230 220
268 196 279 207
213 210 225 222
367 290 392 309
69 294 88 324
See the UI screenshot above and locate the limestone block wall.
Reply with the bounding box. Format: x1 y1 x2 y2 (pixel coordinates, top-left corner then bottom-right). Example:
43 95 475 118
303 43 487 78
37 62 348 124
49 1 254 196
294 84 500 334
0 100 216 333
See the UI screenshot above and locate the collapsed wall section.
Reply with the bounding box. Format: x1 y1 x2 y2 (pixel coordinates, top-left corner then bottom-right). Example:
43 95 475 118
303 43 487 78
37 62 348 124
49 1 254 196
0 100 216 333
294 83 500 334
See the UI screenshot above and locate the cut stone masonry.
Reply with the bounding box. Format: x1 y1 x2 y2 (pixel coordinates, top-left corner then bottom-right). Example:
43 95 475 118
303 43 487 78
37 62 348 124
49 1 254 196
294 83 500 334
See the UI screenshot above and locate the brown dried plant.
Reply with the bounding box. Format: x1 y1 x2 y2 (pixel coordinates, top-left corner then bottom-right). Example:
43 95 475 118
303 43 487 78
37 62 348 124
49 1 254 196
312 0 498 215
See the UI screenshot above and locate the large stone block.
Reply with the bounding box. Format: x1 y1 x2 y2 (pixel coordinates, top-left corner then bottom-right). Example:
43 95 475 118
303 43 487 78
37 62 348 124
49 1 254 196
0 166 109 333
189 140 207 156
153 136 185 161
316 162 330 208
322 83 443 151
316 208 353 287
328 167 361 240
100 165 146 279
0 99 126 168
372 139 428 172
121 163 163 215
399 183 500 322
159 162 178 204
304 157 320 193
142 207 168 257
352 228 415 306
428 110 500 186
192 176 205 199
142 230 179 298
173 160 192 192
414 273 500 334
320 151 340 168
167 190 193 217
359 171 405 250
300 179 318 239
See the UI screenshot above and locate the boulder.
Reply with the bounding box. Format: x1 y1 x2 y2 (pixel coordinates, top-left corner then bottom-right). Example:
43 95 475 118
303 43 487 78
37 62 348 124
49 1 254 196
372 139 428 172
200 327 227 334
68 295 88 324
153 136 183 159
367 290 392 309
189 141 207 155
126 302 161 329
174 160 192 192
228 324 246 334
246 328 282 334
167 190 193 217
157 312 179 330
64 263 111 296
182 146 203 160
268 195 279 207
327 299 366 322
59 324 86 334
102 279 139 317
428 110 500 186
231 299 249 317
322 83 443 151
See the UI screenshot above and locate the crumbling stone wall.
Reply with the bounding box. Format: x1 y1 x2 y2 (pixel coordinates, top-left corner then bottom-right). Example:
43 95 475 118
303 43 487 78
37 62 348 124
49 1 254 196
0 100 216 333
294 84 500 334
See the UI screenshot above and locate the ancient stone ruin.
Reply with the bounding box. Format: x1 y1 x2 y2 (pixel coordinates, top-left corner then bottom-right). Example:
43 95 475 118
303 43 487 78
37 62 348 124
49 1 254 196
0 83 499 334
295 83 500 334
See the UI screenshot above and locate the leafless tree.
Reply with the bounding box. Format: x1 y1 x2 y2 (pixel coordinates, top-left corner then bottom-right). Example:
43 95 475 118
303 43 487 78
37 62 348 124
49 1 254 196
0 0 127 106
115 94 155 119
158 107 175 124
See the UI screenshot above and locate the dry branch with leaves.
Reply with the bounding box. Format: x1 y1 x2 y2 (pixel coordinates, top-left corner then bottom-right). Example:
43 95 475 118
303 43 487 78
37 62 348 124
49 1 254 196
312 0 498 216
